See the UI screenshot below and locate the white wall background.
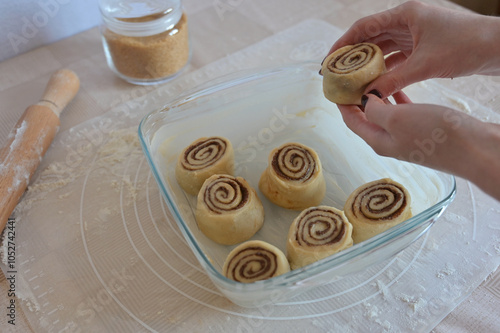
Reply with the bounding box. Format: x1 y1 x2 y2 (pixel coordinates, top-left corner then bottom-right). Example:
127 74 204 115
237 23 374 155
0 0 101 62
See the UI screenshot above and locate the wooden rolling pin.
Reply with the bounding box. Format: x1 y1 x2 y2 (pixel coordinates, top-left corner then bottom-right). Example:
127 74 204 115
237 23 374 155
0 69 80 232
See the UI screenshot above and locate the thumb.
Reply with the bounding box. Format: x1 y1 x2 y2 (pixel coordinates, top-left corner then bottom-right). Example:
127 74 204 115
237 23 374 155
363 92 397 130
365 61 423 98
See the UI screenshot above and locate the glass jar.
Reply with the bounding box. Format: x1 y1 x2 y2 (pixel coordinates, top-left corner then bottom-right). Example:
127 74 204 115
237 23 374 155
99 0 190 85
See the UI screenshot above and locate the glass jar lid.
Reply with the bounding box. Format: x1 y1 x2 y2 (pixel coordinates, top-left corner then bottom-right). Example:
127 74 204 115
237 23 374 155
99 0 182 37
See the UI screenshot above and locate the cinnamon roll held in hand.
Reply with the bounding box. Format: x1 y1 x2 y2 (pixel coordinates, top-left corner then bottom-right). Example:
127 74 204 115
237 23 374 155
287 206 353 270
175 136 234 195
223 240 290 283
321 43 385 105
259 142 326 210
344 178 412 243
195 174 264 245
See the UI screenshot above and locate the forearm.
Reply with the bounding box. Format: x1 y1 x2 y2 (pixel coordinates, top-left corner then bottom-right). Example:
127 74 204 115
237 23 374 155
474 16 500 76
343 97 500 201
456 122 500 200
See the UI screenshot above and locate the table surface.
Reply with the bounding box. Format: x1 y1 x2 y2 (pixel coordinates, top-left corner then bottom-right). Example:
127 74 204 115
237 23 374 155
1 0 500 332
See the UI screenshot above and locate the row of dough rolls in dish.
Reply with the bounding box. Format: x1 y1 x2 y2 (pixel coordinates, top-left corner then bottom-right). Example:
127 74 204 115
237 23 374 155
174 137 412 283
282 178 412 271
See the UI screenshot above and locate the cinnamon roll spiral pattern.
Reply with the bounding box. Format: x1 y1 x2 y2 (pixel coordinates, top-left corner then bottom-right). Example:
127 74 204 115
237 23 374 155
196 174 264 245
223 240 290 283
272 144 316 182
321 43 385 105
203 175 248 213
344 178 412 243
287 206 353 269
259 143 326 210
175 136 234 195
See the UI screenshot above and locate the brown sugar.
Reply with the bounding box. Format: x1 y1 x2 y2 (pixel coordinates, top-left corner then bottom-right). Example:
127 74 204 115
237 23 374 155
102 13 189 82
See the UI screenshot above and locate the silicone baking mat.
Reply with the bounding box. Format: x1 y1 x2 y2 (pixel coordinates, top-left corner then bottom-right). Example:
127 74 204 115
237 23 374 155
1 20 500 332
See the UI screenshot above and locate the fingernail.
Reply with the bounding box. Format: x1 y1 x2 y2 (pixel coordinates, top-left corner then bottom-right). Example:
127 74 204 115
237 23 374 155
361 95 368 109
319 56 327 76
368 89 382 99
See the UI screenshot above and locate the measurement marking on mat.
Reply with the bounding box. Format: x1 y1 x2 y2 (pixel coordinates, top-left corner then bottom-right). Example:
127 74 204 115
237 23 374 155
47 308 58 315
28 275 38 282
52 319 59 325
20 260 30 266
42 302 49 307
33 285 40 290
38 291 48 298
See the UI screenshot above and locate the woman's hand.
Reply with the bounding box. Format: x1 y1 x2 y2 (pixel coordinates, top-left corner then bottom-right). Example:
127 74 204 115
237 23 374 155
338 93 500 200
326 1 500 200
329 1 500 99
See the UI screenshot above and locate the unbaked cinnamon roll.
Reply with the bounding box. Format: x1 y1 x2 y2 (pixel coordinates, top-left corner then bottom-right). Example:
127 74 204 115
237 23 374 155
287 206 353 270
344 178 412 243
258 142 326 210
195 174 264 245
321 43 385 105
175 136 234 195
223 240 290 283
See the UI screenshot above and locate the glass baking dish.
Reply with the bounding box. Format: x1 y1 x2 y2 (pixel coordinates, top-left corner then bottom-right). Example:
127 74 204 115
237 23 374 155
138 62 456 308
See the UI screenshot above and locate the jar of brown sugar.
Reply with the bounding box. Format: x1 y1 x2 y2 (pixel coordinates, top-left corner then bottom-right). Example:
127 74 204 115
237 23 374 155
99 0 190 85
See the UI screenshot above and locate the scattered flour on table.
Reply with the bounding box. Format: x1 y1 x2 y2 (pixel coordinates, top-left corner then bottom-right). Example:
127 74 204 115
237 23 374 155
111 174 139 201
424 237 440 251
436 263 456 279
362 302 392 331
97 128 141 165
442 212 467 225
0 233 9 266
374 319 392 331
96 206 114 222
372 279 390 300
398 294 428 313
363 301 379 319
494 243 500 255
57 191 72 199
14 278 41 313
487 208 500 230
11 127 142 216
